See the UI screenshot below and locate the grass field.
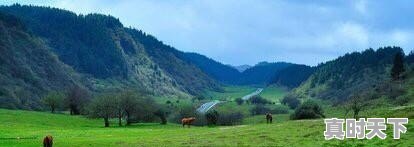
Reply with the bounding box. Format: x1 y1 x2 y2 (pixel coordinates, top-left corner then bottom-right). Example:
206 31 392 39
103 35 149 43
203 85 257 101
1 107 413 147
259 85 287 103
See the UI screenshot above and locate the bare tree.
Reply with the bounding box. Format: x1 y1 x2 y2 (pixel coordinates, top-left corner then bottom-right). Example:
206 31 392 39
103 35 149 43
89 94 117 127
345 95 368 119
42 91 64 113
65 86 90 115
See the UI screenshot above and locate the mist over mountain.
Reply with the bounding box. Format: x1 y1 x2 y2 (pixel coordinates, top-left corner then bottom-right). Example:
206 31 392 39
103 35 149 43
233 65 252 72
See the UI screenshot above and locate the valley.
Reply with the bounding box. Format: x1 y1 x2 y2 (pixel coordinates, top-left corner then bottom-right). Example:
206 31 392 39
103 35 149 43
0 3 414 147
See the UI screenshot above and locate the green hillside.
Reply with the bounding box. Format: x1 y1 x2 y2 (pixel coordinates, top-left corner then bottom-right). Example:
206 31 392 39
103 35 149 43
290 47 413 104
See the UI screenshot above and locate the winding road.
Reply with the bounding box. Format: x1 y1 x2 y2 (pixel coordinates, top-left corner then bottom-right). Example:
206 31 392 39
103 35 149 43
196 88 263 113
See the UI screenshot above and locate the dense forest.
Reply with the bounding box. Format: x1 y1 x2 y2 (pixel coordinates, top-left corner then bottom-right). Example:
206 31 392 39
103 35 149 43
289 46 414 105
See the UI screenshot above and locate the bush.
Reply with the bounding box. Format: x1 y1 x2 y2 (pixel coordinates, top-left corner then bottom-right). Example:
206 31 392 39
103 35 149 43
217 111 244 126
291 100 325 120
395 95 409 106
270 105 289 114
249 95 270 105
250 104 290 115
205 110 219 126
235 98 244 105
281 95 300 109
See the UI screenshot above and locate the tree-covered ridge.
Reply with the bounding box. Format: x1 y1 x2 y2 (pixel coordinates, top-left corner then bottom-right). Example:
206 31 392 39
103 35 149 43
180 52 242 84
291 46 407 102
0 4 222 97
126 28 222 94
0 12 83 109
270 65 315 88
237 62 293 85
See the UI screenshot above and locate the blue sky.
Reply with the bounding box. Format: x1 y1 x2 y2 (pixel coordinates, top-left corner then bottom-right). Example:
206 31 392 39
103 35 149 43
2 0 414 66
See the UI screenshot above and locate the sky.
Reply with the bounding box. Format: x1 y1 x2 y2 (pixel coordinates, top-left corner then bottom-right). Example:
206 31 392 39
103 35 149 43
2 0 414 66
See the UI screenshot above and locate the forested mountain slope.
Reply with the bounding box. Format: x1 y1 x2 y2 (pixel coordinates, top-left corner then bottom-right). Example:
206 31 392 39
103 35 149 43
0 4 221 97
0 12 82 109
290 47 409 103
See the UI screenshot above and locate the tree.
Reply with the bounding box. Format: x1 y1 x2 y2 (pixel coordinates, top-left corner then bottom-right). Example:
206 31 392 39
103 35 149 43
89 94 117 127
391 52 405 80
345 95 368 119
249 96 270 105
42 91 64 113
281 95 301 109
205 110 219 126
65 86 90 115
154 107 169 125
235 98 244 105
117 91 140 125
291 100 324 120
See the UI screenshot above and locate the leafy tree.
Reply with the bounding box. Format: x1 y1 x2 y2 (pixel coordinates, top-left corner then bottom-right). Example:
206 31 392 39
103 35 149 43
65 86 90 115
205 110 219 126
391 52 405 80
291 100 324 120
249 96 270 105
235 98 244 105
281 95 300 109
42 91 64 113
89 94 117 127
250 104 270 115
154 107 169 125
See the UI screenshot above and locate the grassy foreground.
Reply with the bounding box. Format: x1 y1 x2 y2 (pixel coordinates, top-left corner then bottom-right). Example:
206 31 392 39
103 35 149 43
1 109 413 147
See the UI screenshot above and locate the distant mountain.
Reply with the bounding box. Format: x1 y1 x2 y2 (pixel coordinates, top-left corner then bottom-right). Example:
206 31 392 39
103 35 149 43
233 65 252 72
290 46 407 103
178 52 241 85
237 62 294 85
269 65 315 88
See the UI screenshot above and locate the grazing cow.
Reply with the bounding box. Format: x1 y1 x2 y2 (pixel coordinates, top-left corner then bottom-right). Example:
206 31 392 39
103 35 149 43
43 135 53 147
181 117 196 128
266 113 273 124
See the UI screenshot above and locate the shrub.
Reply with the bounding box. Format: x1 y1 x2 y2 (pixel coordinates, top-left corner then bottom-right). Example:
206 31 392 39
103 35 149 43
281 95 300 109
205 110 219 126
249 95 270 105
291 100 324 120
217 111 244 126
270 105 289 114
250 104 270 115
395 95 409 106
250 104 289 115
235 98 244 105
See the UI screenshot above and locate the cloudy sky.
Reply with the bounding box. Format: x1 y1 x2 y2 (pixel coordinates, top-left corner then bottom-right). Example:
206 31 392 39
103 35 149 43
2 0 414 66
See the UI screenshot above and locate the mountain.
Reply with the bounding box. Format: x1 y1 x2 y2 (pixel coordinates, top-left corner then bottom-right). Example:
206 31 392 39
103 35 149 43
237 62 294 85
125 30 222 94
0 4 227 109
178 52 241 84
269 65 315 88
0 12 82 109
289 46 408 103
233 65 252 72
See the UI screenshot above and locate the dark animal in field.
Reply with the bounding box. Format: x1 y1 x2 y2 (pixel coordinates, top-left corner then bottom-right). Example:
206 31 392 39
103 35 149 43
266 113 273 124
181 117 196 128
43 135 53 147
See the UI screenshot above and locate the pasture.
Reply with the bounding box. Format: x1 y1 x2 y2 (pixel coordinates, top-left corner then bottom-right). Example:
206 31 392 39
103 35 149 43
1 109 413 147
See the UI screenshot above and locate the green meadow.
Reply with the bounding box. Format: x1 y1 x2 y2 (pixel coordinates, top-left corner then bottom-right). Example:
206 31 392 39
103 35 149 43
1 104 413 146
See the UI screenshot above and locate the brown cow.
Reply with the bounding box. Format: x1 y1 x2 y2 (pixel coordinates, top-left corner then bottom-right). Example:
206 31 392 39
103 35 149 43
266 113 273 124
43 135 53 147
181 117 196 128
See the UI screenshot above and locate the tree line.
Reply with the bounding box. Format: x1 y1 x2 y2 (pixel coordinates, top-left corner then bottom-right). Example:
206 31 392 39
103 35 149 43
42 86 168 127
